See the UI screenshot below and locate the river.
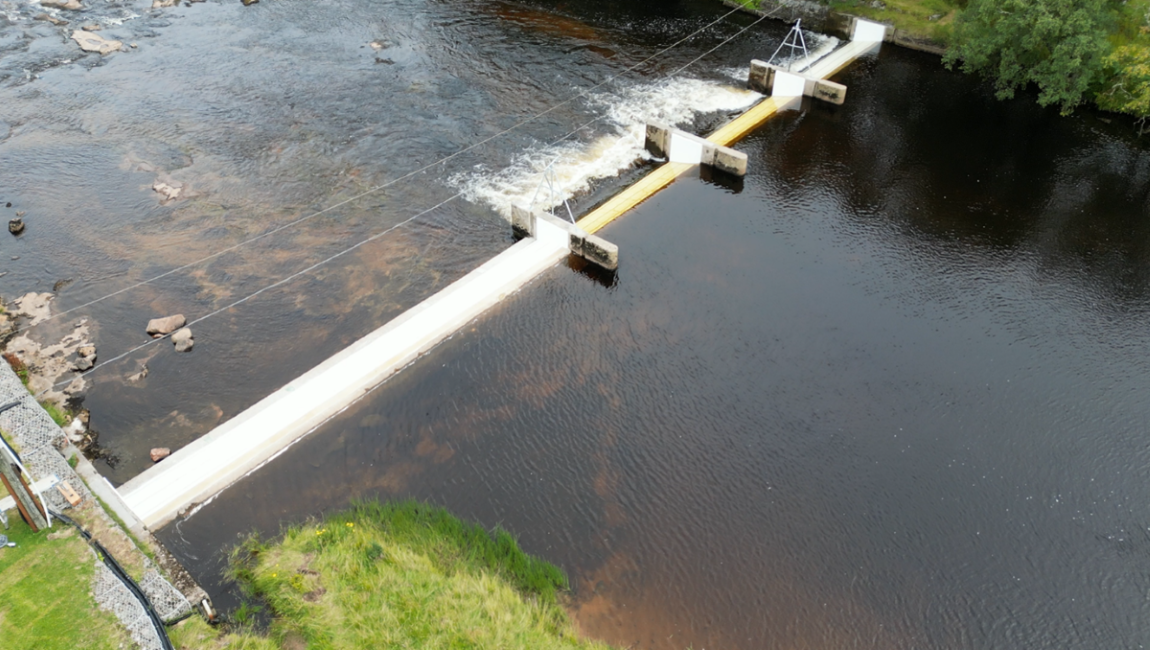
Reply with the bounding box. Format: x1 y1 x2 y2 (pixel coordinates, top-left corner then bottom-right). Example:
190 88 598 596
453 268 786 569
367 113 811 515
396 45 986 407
5 0 1150 648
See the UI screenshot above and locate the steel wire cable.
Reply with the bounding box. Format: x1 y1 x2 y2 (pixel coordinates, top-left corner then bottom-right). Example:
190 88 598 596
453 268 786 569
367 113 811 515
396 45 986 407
37 6 788 395
11 2 765 339
37 112 605 395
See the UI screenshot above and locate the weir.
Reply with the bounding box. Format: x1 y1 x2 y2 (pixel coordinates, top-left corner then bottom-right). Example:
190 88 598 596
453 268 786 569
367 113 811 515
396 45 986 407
117 18 888 531
578 16 886 234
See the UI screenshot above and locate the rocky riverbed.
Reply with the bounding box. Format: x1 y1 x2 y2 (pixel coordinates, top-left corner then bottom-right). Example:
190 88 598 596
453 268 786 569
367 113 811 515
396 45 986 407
0 291 99 448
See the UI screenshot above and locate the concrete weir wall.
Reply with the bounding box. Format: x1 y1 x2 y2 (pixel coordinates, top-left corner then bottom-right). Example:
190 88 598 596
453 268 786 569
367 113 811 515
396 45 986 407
120 231 570 529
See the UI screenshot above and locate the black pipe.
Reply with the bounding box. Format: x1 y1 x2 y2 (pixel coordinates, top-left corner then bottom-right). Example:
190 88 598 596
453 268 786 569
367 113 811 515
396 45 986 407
49 510 176 650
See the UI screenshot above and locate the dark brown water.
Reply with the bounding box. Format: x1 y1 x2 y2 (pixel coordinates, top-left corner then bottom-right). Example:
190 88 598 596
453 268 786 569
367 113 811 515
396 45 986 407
162 33 1150 650
6 0 1150 648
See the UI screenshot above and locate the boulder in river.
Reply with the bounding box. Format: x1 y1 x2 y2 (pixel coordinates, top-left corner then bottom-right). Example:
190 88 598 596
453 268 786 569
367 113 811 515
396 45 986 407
41 0 83 9
242 0 259 5
150 447 171 462
62 416 86 443
8 218 23 235
146 314 186 337
71 30 122 55
171 327 194 353
152 178 183 203
152 0 179 7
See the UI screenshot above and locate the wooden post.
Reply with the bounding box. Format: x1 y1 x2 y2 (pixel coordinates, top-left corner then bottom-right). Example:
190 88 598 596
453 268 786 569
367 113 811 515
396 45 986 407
0 460 47 532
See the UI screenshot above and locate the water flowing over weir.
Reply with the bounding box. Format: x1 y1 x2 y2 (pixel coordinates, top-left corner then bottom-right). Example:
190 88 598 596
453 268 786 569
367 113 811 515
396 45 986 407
455 77 761 218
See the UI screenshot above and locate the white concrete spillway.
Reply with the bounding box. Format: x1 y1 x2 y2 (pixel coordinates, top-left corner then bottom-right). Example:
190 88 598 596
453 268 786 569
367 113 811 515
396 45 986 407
120 220 572 529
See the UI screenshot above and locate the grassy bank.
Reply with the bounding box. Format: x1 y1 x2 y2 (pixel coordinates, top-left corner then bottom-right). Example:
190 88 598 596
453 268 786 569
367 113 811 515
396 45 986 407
172 501 613 650
826 0 959 42
0 517 131 650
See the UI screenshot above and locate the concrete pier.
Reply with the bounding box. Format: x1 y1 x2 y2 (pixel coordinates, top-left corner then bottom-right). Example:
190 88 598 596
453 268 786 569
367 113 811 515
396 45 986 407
644 124 749 176
512 206 619 270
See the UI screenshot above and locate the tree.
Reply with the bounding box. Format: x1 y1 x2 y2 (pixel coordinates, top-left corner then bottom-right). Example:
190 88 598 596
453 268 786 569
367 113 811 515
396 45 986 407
943 0 1116 114
1096 45 1150 132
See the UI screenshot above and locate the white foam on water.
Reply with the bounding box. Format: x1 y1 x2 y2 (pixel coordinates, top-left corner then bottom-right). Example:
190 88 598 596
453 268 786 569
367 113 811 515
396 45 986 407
720 66 750 83
455 76 760 219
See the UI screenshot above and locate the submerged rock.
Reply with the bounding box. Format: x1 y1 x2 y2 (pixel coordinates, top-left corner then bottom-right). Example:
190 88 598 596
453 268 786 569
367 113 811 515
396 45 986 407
241 0 258 5
150 447 171 462
152 178 183 203
71 30 122 55
11 292 53 325
146 314 186 337
34 13 68 26
128 362 149 383
171 327 194 353
41 0 83 9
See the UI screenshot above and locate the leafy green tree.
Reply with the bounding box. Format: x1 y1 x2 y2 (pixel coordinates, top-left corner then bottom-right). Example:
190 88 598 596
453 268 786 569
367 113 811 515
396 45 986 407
1096 44 1150 131
943 0 1116 114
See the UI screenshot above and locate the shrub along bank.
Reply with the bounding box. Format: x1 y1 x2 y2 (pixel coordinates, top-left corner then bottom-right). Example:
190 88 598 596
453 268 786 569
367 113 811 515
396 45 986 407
170 501 613 650
741 0 1150 125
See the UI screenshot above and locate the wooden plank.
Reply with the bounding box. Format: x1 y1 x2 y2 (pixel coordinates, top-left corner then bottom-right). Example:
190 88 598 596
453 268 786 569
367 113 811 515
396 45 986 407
57 481 81 507
577 162 692 234
707 96 792 147
0 462 45 532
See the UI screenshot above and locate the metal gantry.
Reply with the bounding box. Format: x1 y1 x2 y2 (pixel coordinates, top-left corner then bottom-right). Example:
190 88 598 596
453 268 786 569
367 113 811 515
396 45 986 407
767 19 809 71
529 156 577 224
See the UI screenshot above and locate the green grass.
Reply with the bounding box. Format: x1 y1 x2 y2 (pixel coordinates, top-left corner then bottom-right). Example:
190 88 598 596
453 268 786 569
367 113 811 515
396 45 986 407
3 353 29 386
179 500 613 650
826 0 959 41
39 400 70 428
0 517 131 650
170 616 278 650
